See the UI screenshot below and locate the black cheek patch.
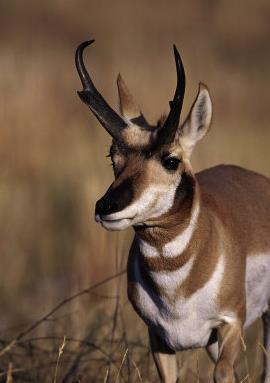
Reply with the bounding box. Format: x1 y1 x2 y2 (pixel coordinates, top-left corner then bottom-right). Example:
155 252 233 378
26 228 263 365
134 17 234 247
174 172 195 206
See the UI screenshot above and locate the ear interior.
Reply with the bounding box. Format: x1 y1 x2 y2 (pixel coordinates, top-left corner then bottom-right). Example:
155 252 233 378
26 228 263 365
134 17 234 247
179 83 212 156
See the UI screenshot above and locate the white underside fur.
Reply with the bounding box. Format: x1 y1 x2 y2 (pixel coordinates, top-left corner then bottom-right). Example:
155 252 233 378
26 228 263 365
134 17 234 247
149 256 194 295
133 251 270 350
245 254 270 328
132 211 270 350
133 254 225 350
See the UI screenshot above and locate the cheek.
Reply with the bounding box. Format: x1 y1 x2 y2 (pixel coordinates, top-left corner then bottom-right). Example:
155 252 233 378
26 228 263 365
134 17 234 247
134 175 182 219
150 181 181 216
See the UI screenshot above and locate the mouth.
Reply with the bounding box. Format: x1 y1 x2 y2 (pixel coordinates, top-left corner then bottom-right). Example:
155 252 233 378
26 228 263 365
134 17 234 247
133 222 158 229
95 214 136 231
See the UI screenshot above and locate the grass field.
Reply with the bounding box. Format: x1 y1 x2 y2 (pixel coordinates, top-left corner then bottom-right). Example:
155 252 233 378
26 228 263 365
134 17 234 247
0 0 270 381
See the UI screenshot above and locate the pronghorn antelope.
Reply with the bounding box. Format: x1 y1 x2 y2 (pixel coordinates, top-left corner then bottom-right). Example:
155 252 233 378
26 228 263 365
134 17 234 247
75 40 270 383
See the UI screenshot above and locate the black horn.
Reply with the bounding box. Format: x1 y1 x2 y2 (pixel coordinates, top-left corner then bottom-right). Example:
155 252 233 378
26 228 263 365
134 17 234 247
75 40 127 139
157 45 186 145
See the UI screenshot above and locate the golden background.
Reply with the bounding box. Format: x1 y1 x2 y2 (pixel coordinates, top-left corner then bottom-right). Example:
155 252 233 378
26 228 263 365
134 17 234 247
0 0 269 381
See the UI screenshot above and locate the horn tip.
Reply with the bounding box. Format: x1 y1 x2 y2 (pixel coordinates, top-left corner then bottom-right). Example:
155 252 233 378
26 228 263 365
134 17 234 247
117 73 122 84
76 39 95 52
172 44 184 70
199 82 207 89
117 73 129 92
172 44 185 83
86 39 95 45
84 39 95 45
173 44 180 58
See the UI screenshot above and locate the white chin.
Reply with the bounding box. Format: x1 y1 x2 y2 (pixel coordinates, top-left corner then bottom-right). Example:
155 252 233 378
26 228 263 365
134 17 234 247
100 218 133 231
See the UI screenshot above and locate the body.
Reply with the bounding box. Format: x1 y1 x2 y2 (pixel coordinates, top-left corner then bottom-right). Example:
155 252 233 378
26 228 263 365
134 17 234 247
128 165 270 352
75 40 270 382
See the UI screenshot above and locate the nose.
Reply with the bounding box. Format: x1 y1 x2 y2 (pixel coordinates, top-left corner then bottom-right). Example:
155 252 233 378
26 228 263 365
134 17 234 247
95 197 119 216
95 178 134 217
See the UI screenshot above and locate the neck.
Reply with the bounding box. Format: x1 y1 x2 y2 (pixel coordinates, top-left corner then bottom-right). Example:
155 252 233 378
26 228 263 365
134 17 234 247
134 172 200 259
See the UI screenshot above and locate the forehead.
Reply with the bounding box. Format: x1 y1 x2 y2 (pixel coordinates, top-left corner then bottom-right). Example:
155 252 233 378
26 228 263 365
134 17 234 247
111 138 183 159
121 124 154 148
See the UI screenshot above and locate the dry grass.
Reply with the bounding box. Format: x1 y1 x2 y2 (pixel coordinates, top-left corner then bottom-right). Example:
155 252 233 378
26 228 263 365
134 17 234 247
0 0 270 381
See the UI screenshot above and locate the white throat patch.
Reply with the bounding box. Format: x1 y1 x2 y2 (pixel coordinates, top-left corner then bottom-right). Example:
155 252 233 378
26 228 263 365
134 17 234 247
149 256 195 294
163 202 200 257
139 240 159 258
139 202 200 259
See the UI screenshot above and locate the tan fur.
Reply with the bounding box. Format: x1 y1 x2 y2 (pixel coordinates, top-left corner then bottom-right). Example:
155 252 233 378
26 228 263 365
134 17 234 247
121 125 153 148
111 149 187 214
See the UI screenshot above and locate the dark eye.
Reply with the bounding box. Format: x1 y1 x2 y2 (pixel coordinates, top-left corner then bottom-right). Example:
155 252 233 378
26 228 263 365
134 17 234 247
162 157 181 171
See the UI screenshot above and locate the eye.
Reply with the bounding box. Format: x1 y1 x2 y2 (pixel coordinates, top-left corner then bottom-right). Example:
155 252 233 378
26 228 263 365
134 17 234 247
162 156 181 171
109 153 125 176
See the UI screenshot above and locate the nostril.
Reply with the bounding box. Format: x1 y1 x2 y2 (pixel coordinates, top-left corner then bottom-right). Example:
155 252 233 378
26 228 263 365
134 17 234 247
107 201 118 213
95 198 119 215
106 203 112 212
95 199 105 215
99 200 105 210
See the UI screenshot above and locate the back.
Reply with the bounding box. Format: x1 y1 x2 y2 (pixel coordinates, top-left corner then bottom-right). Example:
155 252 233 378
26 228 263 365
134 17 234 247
197 165 270 254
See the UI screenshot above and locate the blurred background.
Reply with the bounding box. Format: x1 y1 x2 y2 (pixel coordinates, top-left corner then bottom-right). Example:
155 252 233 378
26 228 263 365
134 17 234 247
0 0 270 381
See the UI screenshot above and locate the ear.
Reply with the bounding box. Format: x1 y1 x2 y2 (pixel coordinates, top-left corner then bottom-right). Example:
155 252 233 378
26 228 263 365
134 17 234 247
117 73 141 120
179 83 212 157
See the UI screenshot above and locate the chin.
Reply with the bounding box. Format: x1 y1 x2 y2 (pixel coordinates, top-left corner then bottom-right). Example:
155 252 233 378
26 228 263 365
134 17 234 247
99 218 133 231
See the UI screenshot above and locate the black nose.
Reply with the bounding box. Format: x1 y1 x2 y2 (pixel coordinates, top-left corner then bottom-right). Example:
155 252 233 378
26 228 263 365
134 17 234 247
95 197 119 216
95 178 134 217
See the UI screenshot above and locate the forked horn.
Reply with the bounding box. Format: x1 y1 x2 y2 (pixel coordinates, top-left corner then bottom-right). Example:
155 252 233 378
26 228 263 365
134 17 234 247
157 45 186 145
75 40 127 140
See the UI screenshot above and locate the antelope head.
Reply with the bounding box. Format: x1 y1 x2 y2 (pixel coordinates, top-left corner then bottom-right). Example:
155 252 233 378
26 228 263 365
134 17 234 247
75 40 212 231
